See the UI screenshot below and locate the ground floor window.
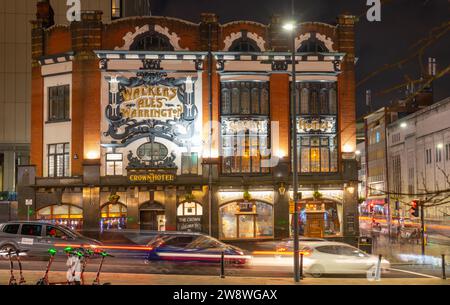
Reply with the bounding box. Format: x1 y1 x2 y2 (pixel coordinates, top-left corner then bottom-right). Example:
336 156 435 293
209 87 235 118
177 201 203 232
36 204 83 230
219 201 273 239
100 203 127 231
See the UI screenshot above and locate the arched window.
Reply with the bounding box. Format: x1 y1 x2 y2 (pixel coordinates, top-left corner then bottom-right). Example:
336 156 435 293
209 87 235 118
130 32 174 51
137 142 168 161
298 33 329 53
37 204 83 230
100 202 127 230
219 200 273 239
229 38 261 52
177 202 203 216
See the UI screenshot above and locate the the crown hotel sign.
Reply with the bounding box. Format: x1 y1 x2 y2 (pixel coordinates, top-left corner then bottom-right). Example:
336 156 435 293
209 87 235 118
128 170 176 183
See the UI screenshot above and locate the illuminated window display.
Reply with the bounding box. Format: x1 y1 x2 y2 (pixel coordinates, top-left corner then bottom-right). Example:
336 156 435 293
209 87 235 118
177 201 203 232
219 201 273 239
100 203 127 230
37 204 83 230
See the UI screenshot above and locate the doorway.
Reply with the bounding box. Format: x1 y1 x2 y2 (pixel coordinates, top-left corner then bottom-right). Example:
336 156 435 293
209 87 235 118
139 201 165 231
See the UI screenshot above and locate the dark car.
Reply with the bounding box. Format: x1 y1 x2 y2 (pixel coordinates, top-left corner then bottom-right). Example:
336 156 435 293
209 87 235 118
145 232 251 266
0 221 102 258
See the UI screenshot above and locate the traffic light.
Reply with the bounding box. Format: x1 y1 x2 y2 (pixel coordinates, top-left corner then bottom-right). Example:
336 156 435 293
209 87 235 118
410 200 419 217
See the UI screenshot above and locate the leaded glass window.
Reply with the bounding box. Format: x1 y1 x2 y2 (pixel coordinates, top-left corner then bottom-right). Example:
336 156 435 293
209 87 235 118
295 82 338 173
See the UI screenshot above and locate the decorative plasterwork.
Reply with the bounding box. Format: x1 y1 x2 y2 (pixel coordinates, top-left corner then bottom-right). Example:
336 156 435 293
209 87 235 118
223 31 266 51
223 32 242 51
115 24 150 50
114 24 189 51
154 25 189 51
295 33 311 51
247 32 266 51
316 33 335 52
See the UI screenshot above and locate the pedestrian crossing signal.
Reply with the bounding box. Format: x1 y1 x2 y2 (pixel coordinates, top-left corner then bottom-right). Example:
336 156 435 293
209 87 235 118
410 200 419 217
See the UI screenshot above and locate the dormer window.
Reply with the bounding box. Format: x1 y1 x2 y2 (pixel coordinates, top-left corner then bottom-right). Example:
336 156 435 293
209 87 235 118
130 32 174 51
298 33 329 53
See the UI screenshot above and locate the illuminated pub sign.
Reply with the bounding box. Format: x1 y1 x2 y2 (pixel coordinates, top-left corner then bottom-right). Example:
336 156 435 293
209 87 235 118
128 169 176 183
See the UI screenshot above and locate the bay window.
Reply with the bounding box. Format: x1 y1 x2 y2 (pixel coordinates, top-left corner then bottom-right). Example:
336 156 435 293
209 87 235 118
296 82 338 173
220 81 270 174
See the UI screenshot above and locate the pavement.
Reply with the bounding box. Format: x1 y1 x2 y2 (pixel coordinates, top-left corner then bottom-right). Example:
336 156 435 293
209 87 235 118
0 270 448 285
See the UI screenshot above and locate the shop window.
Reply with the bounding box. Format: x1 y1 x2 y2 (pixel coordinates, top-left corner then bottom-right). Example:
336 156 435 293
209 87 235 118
137 142 168 161
106 153 123 176
37 204 83 231
48 85 70 122
181 152 198 175
219 201 273 239
48 143 70 177
130 32 174 51
101 203 127 230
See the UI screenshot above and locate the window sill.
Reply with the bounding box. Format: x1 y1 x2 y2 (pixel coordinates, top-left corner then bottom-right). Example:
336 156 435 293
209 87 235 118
45 119 71 124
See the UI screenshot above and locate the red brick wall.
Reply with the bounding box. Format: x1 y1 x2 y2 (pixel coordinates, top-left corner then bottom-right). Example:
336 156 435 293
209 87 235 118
337 16 357 154
270 74 290 159
45 26 72 55
31 67 44 176
103 17 200 50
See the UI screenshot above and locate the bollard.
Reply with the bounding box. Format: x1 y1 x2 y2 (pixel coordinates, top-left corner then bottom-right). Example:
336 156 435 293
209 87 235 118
299 253 304 280
442 254 446 280
220 252 225 278
375 254 382 281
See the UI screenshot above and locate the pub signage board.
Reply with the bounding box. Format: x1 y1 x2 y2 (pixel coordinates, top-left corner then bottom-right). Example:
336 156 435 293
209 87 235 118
127 169 176 184
177 216 202 232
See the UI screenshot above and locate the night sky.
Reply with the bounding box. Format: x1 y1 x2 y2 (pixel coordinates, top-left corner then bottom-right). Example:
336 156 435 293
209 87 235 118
151 0 450 118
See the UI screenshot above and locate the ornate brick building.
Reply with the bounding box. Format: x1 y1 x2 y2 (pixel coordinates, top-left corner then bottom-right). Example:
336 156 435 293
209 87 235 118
19 2 359 242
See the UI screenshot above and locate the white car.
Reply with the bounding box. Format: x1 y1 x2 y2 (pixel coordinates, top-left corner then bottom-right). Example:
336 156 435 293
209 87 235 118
274 241 390 277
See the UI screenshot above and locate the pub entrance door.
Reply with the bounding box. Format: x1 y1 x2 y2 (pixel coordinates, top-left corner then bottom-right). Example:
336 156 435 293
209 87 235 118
139 201 166 231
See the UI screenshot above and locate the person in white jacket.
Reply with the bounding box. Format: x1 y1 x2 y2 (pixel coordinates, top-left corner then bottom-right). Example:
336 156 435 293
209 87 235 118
66 250 82 285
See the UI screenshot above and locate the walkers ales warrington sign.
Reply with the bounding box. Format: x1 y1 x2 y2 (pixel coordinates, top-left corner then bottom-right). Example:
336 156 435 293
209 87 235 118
104 72 198 146
120 85 184 120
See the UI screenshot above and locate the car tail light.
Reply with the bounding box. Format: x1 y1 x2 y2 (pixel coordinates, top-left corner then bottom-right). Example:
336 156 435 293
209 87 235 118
299 248 313 256
277 246 287 252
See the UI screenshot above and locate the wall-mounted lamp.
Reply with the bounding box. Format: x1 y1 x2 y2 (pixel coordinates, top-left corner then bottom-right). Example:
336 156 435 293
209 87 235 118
278 183 286 196
400 122 407 129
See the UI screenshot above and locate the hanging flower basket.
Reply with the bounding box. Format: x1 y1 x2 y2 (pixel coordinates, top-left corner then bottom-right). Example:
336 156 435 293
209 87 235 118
184 193 195 202
243 191 252 201
109 194 120 203
313 191 323 200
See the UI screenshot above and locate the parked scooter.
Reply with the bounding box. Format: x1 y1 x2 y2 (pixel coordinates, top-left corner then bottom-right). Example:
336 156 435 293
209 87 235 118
92 249 113 285
0 249 28 285
36 247 77 285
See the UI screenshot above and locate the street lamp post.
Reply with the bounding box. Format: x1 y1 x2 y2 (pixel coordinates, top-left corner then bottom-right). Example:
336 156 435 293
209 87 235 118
283 16 300 282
